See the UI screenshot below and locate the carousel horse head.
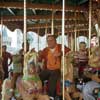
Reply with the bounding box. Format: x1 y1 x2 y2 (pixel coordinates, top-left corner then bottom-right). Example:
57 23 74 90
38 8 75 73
66 51 74 63
91 46 100 55
27 61 36 75
24 51 37 76
25 51 37 66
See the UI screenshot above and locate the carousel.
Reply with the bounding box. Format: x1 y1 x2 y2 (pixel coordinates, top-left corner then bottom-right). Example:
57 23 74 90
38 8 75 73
0 0 100 100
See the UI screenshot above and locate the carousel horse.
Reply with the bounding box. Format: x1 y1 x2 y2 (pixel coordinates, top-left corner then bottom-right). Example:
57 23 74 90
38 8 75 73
88 46 100 68
1 71 13 100
16 51 50 100
84 46 100 78
64 51 83 100
16 61 50 100
64 51 74 91
17 61 42 100
82 46 100 100
1 69 21 100
64 51 74 100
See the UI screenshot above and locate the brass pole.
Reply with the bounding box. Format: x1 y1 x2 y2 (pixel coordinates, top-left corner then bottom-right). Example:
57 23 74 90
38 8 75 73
23 0 27 76
74 12 77 51
62 0 65 99
89 0 92 56
24 0 27 53
0 16 3 57
37 27 40 52
51 11 54 35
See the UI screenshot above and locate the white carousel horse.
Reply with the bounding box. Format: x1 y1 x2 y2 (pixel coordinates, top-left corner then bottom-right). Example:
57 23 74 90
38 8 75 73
16 74 42 100
16 51 49 100
1 78 12 100
1 71 21 100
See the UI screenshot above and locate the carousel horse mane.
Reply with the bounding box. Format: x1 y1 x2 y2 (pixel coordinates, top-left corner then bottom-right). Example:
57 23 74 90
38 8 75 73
88 46 100 67
66 51 74 63
24 51 38 76
25 51 37 65
61 51 74 81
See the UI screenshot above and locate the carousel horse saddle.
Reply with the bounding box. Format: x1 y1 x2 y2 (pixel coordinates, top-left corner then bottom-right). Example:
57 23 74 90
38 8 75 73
84 67 100 78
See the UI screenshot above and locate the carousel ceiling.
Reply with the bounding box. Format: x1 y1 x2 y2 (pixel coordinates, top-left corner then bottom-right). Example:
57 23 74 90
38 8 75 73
0 0 99 36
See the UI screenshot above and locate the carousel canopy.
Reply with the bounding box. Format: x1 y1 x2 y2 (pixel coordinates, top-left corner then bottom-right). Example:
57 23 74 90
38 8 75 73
0 0 99 36
0 0 100 53
0 0 88 35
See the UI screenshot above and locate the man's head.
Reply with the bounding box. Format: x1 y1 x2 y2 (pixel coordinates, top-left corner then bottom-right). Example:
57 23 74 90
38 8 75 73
79 42 86 51
46 35 56 49
2 45 7 53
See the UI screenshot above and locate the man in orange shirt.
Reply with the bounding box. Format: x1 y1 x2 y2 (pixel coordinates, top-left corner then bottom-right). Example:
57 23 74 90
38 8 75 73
39 35 70 99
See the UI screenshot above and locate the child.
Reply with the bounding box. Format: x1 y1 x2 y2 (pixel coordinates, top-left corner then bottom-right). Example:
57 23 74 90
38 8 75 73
74 42 88 77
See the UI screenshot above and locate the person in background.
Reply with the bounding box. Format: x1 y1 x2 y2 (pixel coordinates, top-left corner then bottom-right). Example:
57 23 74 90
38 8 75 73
10 41 30 100
0 57 4 96
18 41 30 73
19 41 29 55
10 53 23 100
39 35 70 99
2 45 12 79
